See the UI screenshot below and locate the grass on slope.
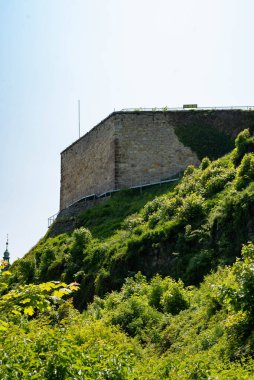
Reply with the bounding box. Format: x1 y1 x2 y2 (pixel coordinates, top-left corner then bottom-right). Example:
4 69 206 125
10 182 177 285
10 129 254 311
77 182 178 239
5 129 254 379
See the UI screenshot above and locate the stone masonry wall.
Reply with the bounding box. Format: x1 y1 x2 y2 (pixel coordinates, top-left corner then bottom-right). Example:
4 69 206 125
60 116 116 210
60 110 254 211
114 112 199 188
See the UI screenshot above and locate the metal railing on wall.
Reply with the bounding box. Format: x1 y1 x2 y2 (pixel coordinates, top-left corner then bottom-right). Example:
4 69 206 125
48 212 59 228
47 174 180 227
120 106 254 112
48 105 254 227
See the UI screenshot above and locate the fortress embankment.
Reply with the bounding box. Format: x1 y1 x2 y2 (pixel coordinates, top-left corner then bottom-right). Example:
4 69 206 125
59 109 254 213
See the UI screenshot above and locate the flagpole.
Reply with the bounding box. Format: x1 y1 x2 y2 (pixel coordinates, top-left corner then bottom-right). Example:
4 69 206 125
78 100 80 138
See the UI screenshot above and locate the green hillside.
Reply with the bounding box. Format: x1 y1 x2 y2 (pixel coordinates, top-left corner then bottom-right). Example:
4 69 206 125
2 128 254 378
10 129 254 308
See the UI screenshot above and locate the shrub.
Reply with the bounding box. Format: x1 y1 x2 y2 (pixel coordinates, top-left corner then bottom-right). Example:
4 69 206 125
213 242 254 323
64 228 93 280
0 281 79 319
186 249 213 283
231 242 254 315
178 193 206 223
160 279 188 315
235 153 254 190
121 272 148 299
204 169 235 197
184 164 195 177
121 213 143 231
110 295 161 338
234 129 254 163
72 227 92 248
159 197 182 220
39 248 56 281
235 129 251 156
148 275 165 310
200 157 211 170
17 259 36 283
143 197 165 221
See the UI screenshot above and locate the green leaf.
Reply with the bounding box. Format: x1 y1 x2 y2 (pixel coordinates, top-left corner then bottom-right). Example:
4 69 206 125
39 282 55 291
24 306 34 316
52 289 70 298
12 309 21 316
20 298 31 304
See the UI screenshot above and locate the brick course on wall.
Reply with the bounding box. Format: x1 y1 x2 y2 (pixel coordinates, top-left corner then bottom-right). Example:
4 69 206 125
60 110 254 211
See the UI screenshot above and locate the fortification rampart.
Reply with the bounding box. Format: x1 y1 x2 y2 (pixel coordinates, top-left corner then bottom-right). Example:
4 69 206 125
60 116 116 210
60 109 254 211
113 112 199 189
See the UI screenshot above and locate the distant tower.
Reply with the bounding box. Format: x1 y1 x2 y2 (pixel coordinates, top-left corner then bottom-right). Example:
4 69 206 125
2 235 10 269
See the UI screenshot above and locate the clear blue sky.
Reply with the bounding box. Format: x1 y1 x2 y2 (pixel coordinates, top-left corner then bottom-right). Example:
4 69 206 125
0 0 253 261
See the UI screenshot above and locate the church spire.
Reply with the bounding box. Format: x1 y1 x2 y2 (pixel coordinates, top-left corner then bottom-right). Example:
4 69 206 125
3 234 10 268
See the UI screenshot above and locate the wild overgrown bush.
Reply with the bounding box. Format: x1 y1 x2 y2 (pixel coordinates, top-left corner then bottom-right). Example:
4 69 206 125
9 130 254 309
3 127 254 377
235 153 254 190
2 246 251 378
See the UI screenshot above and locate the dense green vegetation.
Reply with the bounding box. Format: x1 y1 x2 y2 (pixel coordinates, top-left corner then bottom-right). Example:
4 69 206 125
11 129 254 309
175 122 234 160
2 129 254 378
2 243 254 378
76 183 177 239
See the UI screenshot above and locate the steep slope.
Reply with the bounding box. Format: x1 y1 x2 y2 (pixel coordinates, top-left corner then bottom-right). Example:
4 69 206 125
2 129 254 378
2 243 254 378
10 129 254 311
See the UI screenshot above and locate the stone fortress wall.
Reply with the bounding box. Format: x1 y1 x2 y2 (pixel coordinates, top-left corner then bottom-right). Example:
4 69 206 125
113 112 199 189
60 109 254 211
60 117 116 210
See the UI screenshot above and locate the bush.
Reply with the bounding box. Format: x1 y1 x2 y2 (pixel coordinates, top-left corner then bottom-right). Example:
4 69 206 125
160 279 188 315
178 193 205 223
204 169 235 197
72 227 92 248
148 275 166 311
235 153 254 190
183 164 195 177
186 249 213 283
213 242 254 322
143 197 165 221
232 242 254 315
234 129 254 163
235 129 251 155
64 228 93 281
200 157 211 170
110 295 161 338
121 213 143 231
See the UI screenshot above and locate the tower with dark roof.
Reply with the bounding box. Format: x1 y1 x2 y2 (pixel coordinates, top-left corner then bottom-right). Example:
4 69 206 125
2 235 10 269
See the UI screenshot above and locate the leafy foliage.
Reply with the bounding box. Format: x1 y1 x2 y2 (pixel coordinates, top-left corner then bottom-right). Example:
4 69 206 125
0 281 79 319
0 260 11 293
2 249 254 378
9 129 254 310
3 128 254 377
175 122 234 160
234 128 254 162
77 184 176 239
235 153 254 190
